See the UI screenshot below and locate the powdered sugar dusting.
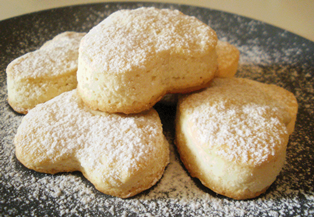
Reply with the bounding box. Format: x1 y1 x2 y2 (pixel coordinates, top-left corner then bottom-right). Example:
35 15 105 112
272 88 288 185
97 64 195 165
80 7 217 74
186 78 291 166
15 90 164 180
1 2 314 216
7 32 85 80
216 40 239 66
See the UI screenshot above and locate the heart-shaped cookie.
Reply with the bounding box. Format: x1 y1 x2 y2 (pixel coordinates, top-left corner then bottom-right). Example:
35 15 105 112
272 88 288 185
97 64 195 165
175 78 298 199
77 7 218 114
6 31 85 114
14 90 169 198
160 40 240 105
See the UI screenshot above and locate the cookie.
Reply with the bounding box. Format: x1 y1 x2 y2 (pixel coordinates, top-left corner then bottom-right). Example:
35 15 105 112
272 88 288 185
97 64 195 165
6 31 85 114
77 7 218 114
159 40 240 105
215 40 240 78
175 78 298 200
14 90 169 198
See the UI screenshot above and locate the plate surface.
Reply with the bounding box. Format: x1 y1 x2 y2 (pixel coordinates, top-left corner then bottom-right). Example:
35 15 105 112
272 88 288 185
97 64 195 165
1 2 314 216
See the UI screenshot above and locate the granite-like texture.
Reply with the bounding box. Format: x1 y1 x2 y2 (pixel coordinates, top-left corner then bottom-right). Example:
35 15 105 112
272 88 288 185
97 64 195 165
0 2 313 216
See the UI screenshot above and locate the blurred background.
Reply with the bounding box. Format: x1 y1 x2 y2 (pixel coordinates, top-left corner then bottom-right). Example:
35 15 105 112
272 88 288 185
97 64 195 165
0 0 313 42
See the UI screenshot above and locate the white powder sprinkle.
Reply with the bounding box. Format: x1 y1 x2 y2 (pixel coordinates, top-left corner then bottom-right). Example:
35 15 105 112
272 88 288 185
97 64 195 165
0 3 313 216
15 90 164 182
187 79 290 166
80 7 217 74
7 32 85 80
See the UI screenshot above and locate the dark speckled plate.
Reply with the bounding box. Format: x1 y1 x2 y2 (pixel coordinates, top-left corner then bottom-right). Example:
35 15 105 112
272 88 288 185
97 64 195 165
1 2 314 216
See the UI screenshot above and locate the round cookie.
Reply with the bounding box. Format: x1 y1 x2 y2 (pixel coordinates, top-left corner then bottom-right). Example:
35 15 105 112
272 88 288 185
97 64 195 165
6 31 85 114
77 7 218 114
175 78 298 200
14 90 169 198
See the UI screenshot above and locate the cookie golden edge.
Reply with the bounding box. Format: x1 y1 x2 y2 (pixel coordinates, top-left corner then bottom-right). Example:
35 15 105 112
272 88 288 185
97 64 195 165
159 40 240 106
14 90 170 198
6 31 85 114
175 78 298 200
7 72 77 114
15 136 169 198
77 7 218 114
215 40 240 78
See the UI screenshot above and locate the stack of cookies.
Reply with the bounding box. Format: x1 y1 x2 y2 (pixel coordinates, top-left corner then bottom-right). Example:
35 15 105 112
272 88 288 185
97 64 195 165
7 7 297 200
